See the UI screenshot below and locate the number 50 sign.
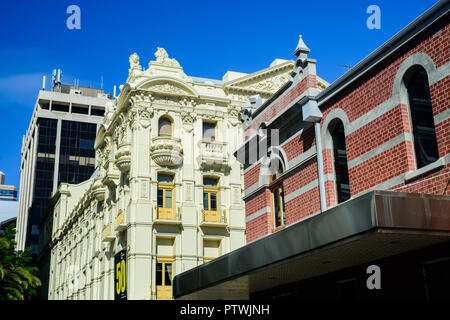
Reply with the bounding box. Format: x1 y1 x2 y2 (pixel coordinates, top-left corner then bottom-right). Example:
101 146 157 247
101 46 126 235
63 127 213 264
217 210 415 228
115 249 127 300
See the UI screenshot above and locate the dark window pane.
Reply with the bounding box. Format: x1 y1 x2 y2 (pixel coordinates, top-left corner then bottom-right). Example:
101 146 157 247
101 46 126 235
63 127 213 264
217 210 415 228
330 120 350 203
91 108 105 116
210 193 217 211
156 263 162 285
157 174 173 183
203 122 216 140
165 263 172 286
203 177 217 187
273 188 281 227
203 193 209 210
157 189 163 207
407 68 439 168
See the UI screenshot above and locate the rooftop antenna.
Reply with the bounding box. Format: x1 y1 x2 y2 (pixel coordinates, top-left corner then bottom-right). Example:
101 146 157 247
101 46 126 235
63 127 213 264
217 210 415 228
101 76 103 89
338 64 353 70
52 69 57 90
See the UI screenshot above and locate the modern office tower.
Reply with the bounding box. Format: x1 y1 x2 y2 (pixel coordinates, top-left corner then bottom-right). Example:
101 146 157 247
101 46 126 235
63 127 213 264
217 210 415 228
0 171 18 236
16 71 111 255
0 171 17 201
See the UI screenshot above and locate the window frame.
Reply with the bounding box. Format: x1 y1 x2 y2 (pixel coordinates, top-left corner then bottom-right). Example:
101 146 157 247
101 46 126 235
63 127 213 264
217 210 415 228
158 116 173 137
157 174 175 219
202 177 220 222
202 120 217 141
404 66 439 169
269 160 286 230
329 119 351 204
155 256 174 300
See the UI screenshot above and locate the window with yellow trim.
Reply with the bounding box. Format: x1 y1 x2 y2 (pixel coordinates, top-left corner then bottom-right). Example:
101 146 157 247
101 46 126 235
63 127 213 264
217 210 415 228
155 257 173 300
157 174 174 219
203 177 219 222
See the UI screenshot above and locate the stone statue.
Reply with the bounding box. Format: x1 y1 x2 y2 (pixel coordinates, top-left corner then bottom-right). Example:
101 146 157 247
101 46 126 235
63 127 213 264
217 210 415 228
154 47 180 67
129 53 140 69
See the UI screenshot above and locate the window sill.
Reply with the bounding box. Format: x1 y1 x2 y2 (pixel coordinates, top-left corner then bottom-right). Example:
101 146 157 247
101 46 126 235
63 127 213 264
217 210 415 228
404 154 449 183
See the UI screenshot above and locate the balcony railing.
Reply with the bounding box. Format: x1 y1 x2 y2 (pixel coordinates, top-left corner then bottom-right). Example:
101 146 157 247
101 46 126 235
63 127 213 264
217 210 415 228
153 206 182 225
199 140 229 169
200 209 228 228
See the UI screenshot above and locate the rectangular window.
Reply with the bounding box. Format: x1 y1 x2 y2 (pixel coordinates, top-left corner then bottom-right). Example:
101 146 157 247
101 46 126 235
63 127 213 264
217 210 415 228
203 192 209 210
157 189 163 207
202 121 216 140
272 184 286 229
91 108 105 116
157 174 174 219
165 190 172 208
156 263 162 286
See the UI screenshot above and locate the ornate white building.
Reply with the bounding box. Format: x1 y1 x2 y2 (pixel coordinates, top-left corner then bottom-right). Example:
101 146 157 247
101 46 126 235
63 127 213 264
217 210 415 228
46 48 326 300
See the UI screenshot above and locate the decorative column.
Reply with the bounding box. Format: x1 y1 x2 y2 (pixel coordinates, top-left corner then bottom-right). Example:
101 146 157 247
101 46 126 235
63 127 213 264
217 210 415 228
127 95 154 299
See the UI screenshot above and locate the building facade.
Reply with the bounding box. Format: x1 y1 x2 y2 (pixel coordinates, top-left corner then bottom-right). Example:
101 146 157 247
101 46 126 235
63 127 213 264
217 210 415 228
0 171 17 201
16 80 109 255
174 0 450 300
46 48 314 300
0 171 18 236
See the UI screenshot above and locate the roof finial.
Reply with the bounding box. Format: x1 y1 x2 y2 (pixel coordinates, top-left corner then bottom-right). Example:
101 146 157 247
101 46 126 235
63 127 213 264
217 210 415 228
294 34 310 58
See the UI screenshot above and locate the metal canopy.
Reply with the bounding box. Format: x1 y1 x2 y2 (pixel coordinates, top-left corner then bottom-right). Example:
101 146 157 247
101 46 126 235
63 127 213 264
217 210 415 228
174 191 450 300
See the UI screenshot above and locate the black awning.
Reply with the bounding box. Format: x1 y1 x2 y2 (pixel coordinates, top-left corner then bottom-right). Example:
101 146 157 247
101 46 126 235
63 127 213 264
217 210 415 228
173 190 450 299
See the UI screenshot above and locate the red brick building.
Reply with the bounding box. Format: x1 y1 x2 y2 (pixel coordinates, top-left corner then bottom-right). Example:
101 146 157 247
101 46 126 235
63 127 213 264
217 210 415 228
242 8 449 243
174 1 450 300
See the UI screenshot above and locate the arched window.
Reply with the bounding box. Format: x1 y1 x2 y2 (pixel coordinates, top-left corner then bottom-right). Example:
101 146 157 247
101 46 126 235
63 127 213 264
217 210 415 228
269 155 286 229
158 117 172 136
329 119 350 203
405 66 439 168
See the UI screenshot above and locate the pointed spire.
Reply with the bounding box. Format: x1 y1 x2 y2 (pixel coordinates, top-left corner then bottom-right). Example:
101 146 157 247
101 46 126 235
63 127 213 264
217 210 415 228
293 34 310 58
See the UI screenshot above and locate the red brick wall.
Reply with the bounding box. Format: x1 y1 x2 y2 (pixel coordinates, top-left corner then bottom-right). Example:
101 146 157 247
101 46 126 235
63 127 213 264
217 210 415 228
244 75 317 137
243 17 449 243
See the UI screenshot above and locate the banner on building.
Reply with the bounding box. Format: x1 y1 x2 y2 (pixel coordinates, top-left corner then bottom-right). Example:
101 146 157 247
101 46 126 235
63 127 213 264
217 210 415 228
114 249 127 300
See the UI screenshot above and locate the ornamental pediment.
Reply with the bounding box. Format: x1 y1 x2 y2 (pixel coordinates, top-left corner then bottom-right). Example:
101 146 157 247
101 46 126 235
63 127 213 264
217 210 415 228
225 61 293 94
138 79 197 96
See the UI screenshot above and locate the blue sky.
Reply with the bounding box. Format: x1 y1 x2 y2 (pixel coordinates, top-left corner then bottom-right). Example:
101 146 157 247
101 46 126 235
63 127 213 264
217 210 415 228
0 0 439 190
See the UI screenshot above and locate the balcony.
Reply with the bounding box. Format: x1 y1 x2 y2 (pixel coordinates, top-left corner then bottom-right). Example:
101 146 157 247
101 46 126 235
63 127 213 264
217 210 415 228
153 206 182 225
199 140 229 169
115 143 131 173
92 178 106 201
115 210 127 232
102 160 120 187
150 136 183 167
200 209 228 229
103 223 115 242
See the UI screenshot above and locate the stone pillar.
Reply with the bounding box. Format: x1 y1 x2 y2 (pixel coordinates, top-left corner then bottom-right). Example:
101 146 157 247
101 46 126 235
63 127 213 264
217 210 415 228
127 103 153 299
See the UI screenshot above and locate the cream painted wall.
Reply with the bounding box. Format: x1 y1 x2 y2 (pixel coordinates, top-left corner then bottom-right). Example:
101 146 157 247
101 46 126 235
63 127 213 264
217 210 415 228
47 48 293 300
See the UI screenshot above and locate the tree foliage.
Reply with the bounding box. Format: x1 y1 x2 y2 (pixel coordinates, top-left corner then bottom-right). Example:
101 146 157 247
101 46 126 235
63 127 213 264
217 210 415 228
0 224 41 300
